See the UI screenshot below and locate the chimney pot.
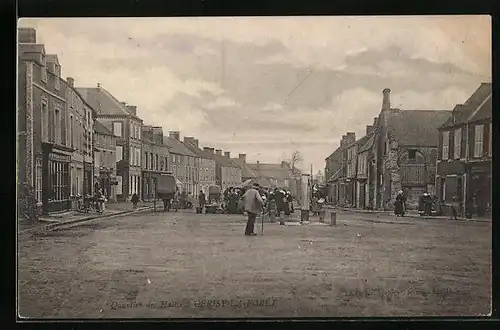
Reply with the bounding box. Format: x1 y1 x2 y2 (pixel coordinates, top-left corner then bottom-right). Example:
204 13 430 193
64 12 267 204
238 153 246 163
215 149 222 156
382 88 391 110
366 125 373 136
66 77 74 88
169 131 180 141
97 82 101 88
224 151 230 158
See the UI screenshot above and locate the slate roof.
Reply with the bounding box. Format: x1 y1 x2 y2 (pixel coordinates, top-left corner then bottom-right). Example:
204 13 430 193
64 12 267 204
358 133 375 153
468 94 492 122
162 136 197 157
232 159 258 178
77 87 140 119
183 142 211 159
386 109 452 147
441 83 492 129
327 167 343 183
94 120 114 136
212 154 240 168
247 163 292 181
325 146 342 161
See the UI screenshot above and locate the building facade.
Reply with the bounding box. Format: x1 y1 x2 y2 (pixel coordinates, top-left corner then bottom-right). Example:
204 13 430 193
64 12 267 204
356 127 377 209
141 126 171 201
18 28 97 216
93 120 118 202
77 85 143 201
202 148 242 191
164 131 200 197
183 137 216 195
372 89 450 210
436 83 492 217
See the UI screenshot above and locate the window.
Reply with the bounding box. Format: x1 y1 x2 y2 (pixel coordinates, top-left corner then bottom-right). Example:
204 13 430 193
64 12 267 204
113 122 122 137
135 125 139 140
442 131 449 160
453 128 462 159
54 107 61 145
50 161 69 201
155 154 159 170
474 124 484 158
408 149 417 160
138 127 141 140
68 115 73 148
41 101 48 142
55 75 60 90
131 147 135 166
130 122 134 139
165 157 168 171
41 59 47 82
137 148 141 167
116 146 123 162
35 158 42 202
144 152 148 169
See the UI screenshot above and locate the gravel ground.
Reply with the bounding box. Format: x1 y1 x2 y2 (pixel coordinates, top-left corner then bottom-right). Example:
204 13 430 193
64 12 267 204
17 210 491 318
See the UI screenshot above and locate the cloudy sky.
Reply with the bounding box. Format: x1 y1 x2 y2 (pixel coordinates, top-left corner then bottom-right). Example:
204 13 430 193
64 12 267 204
19 16 491 173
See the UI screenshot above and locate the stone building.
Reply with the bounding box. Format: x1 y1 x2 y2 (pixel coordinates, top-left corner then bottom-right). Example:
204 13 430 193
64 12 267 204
18 28 96 215
183 137 216 195
436 83 492 217
201 148 242 191
232 153 258 182
373 89 451 210
77 85 143 201
93 120 118 202
356 122 377 209
326 133 356 206
141 126 171 201
163 131 199 197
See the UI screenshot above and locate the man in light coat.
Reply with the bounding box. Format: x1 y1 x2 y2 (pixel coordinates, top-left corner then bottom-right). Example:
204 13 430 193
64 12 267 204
243 183 264 236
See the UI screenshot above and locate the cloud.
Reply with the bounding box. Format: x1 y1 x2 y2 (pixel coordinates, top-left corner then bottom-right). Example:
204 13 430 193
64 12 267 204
206 96 240 109
263 102 284 111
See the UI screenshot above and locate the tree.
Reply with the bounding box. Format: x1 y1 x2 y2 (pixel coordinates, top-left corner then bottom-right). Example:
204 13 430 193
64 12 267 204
288 150 303 171
315 170 325 185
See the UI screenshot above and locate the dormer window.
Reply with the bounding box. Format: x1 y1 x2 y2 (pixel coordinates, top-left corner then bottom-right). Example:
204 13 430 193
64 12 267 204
55 76 60 90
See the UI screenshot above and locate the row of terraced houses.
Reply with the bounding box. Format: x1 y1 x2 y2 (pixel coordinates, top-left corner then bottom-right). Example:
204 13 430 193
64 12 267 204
17 28 300 218
325 84 491 218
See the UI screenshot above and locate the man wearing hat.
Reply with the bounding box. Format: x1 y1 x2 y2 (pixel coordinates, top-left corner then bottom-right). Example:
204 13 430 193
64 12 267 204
242 183 264 236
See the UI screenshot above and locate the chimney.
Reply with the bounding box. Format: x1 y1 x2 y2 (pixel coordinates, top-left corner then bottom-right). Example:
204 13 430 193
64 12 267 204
215 149 222 156
224 151 230 158
239 153 246 163
126 105 137 116
382 88 391 110
203 147 214 154
169 131 180 141
366 125 373 136
193 139 199 148
97 82 101 88
120 101 126 106
18 28 36 43
346 132 356 144
66 77 74 88
373 117 379 128
256 160 260 171
183 136 196 147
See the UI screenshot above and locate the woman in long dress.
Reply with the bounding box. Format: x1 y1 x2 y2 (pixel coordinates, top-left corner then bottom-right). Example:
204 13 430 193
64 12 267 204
394 190 406 216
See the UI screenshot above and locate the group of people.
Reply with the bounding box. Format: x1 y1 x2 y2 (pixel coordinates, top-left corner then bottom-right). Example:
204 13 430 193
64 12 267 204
223 187 246 214
394 190 461 220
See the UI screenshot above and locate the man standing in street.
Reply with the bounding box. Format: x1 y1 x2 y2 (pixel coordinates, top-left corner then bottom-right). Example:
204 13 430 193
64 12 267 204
198 190 206 213
243 183 264 236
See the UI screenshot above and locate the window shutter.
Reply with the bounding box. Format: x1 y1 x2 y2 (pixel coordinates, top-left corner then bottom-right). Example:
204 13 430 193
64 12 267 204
438 131 442 160
461 126 466 158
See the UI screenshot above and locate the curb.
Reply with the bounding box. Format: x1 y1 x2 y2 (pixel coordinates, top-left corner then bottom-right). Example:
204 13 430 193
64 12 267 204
324 207 490 223
19 206 154 235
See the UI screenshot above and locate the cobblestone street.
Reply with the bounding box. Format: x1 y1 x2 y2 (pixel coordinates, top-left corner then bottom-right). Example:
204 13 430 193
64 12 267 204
18 209 491 318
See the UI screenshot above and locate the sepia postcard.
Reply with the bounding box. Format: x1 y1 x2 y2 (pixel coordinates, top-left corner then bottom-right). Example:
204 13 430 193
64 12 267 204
17 16 492 319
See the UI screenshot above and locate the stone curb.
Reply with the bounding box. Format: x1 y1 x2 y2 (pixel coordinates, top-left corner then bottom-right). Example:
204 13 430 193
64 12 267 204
324 206 490 223
18 206 154 235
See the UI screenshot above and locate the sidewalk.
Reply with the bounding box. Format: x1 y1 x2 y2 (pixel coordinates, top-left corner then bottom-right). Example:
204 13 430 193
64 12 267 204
18 201 155 234
324 205 491 223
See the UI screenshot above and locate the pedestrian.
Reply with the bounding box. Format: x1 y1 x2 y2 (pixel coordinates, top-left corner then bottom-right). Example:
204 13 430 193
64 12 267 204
131 193 139 210
198 190 206 212
99 188 106 212
450 193 459 220
242 183 264 236
394 190 406 217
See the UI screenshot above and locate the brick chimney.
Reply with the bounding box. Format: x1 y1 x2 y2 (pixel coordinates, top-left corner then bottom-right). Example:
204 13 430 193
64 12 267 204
215 149 222 156
18 28 36 43
382 88 391 110
346 132 356 144
224 151 230 158
239 153 246 163
366 125 373 136
126 105 137 116
152 127 163 144
66 77 74 88
169 131 180 141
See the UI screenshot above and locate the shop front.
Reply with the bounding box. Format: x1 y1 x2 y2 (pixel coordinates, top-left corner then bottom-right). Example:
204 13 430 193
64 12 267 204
466 162 492 218
42 143 72 214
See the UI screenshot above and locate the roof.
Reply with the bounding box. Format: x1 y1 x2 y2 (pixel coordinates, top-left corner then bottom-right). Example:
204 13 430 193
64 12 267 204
469 95 492 122
247 163 293 181
441 83 492 128
183 142 214 160
386 109 452 146
94 120 114 136
325 146 342 161
76 86 140 119
46 54 59 65
358 133 375 153
162 137 197 157
232 159 258 178
327 167 343 183
212 153 240 168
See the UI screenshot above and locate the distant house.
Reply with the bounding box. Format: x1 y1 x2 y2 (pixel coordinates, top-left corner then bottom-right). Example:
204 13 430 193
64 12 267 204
246 161 300 196
93 120 118 202
356 124 378 209
183 137 216 195
325 133 356 206
141 126 171 201
436 83 492 217
231 153 258 182
163 131 199 197
373 89 451 210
